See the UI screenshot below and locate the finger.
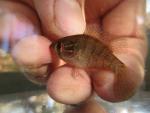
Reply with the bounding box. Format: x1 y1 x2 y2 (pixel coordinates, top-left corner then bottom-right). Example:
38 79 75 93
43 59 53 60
0 1 40 51
11 35 55 85
92 0 147 102
85 0 121 21
47 66 92 104
33 0 86 39
102 0 145 37
18 0 34 8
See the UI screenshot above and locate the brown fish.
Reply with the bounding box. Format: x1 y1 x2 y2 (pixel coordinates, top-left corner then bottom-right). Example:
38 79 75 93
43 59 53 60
50 34 125 73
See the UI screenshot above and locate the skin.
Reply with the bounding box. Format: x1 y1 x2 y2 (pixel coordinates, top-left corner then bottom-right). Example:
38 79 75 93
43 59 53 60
0 0 147 112
50 34 144 102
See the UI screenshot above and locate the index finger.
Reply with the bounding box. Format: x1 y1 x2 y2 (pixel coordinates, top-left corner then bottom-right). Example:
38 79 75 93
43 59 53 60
33 0 86 39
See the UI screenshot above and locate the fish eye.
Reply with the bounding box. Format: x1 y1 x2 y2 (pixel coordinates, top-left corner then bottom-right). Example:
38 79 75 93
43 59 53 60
56 42 65 53
59 41 77 58
56 42 61 50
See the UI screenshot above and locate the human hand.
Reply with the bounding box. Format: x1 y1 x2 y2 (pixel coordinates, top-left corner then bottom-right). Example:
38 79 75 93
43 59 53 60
47 0 147 104
0 0 147 107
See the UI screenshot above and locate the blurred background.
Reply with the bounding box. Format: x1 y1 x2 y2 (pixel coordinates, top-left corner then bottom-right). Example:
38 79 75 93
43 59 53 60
0 1 150 113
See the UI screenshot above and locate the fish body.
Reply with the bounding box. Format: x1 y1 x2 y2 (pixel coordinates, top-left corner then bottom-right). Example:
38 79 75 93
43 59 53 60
51 34 125 73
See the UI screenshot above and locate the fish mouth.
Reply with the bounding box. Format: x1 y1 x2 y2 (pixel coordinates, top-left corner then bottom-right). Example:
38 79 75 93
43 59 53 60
50 42 56 50
50 41 61 57
50 42 57 54
50 41 59 53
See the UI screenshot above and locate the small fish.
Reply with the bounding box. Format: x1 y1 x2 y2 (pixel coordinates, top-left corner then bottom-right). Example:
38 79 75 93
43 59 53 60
50 34 125 73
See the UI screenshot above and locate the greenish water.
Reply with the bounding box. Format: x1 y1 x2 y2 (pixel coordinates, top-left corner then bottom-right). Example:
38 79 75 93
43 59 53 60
0 72 45 95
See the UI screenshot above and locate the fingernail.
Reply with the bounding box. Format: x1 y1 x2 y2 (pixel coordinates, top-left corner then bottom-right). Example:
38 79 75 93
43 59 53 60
54 0 85 36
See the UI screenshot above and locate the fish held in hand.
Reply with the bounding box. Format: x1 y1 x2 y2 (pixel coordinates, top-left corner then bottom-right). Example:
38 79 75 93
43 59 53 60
50 34 125 73
50 34 141 102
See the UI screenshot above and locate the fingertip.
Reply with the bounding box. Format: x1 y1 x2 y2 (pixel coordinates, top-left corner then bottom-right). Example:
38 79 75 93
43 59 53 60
47 66 92 104
92 66 143 102
11 35 54 84
91 70 117 102
11 35 52 65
